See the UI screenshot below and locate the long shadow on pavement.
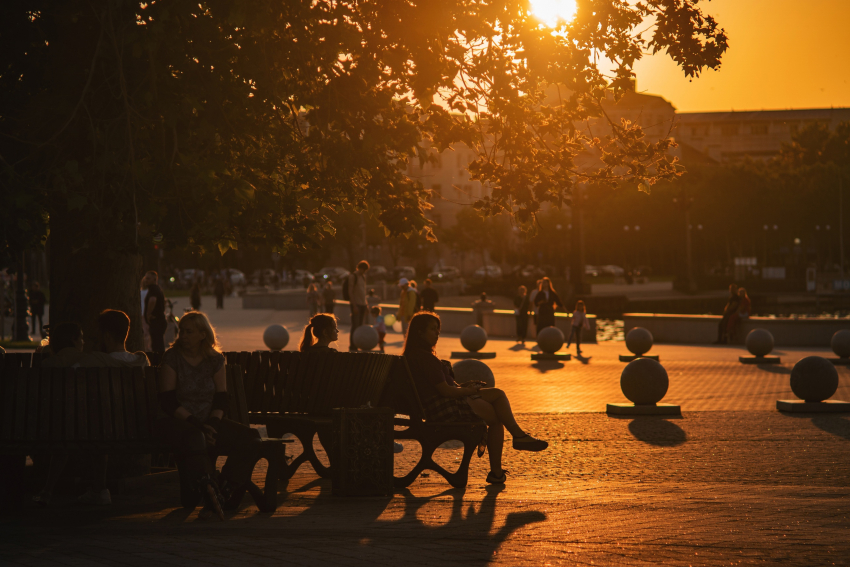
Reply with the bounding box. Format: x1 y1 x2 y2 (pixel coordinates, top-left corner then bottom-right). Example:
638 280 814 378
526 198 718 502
782 413 850 442
756 364 792 375
616 417 688 447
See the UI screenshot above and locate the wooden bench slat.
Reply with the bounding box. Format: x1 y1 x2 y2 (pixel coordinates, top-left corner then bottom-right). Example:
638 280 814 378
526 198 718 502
64 369 76 441
75 369 88 441
110 369 126 440
99 368 114 440
1 368 17 440
132 367 149 440
122 370 138 440
12 369 28 439
232 366 250 427
87 370 101 441
26 368 40 441
37 370 52 441
50 370 64 442
144 366 159 428
280 352 300 413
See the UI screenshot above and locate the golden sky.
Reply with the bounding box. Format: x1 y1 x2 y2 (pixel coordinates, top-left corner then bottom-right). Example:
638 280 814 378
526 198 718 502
632 0 850 112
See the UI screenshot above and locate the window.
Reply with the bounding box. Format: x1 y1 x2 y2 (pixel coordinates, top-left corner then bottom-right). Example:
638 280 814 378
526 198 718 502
751 123 769 135
721 124 739 136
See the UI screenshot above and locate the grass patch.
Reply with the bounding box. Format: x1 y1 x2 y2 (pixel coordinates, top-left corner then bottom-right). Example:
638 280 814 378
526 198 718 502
0 340 40 350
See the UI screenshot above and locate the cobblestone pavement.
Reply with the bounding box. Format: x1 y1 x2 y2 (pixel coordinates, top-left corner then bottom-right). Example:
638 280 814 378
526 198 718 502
2 412 849 566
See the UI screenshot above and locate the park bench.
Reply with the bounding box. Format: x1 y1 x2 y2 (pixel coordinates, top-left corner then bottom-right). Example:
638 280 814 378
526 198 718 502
0 360 286 512
226 351 487 489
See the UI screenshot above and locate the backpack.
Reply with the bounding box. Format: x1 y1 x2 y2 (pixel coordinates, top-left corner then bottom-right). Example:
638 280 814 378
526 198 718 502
342 273 357 301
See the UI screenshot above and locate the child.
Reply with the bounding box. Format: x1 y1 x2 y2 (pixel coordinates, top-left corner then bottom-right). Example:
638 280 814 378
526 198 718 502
372 306 387 353
566 300 590 354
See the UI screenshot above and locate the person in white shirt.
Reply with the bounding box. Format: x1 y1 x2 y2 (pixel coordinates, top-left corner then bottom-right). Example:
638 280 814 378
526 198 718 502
99 309 150 367
347 261 369 351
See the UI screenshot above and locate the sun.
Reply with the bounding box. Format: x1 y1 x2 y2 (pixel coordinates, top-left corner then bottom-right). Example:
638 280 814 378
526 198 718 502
530 0 578 28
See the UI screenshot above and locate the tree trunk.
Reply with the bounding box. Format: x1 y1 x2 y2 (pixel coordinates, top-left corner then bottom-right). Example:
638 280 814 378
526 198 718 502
48 210 144 352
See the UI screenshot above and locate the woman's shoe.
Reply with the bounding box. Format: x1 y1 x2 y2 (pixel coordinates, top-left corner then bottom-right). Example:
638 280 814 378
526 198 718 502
198 474 225 521
486 469 508 484
512 434 548 452
477 428 488 458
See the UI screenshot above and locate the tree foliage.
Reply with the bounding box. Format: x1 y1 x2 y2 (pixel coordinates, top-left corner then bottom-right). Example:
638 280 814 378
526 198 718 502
1 0 727 268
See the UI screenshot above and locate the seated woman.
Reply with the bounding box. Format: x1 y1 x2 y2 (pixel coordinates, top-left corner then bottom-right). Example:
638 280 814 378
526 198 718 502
154 311 263 520
403 312 548 484
299 313 339 352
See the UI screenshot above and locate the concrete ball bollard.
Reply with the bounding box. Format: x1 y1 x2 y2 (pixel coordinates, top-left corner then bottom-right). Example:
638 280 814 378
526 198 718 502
620 358 669 405
460 325 488 353
831 330 850 358
263 325 290 351
353 325 380 351
625 327 654 356
790 356 839 402
745 328 774 357
536 327 565 354
452 359 496 388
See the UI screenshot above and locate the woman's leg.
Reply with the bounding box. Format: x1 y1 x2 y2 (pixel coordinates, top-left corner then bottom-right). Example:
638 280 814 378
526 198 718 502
575 327 582 353
473 389 524 438
153 417 212 482
466 398 504 473
214 418 264 484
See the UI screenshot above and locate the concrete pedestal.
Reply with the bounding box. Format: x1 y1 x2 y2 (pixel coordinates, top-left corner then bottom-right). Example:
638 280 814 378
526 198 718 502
450 351 496 359
606 403 681 416
739 355 781 364
776 400 850 413
532 352 571 361
828 357 850 366
619 354 660 362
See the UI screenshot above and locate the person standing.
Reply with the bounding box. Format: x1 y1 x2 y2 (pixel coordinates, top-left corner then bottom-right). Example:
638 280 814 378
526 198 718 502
144 271 167 353
322 281 336 314
533 277 564 334
306 283 320 317
396 278 418 336
213 277 226 310
513 285 530 344
29 281 46 338
190 281 202 311
346 261 369 351
366 289 381 323
420 279 439 312
565 300 590 355
715 284 739 344
471 293 495 326
528 279 542 329
727 287 751 342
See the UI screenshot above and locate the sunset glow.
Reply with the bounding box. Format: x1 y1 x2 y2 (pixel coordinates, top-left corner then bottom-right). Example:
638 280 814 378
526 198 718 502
530 0 578 27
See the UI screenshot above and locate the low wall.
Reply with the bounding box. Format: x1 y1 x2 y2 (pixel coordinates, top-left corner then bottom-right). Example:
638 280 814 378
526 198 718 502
243 281 465 310
623 313 850 347
334 302 597 342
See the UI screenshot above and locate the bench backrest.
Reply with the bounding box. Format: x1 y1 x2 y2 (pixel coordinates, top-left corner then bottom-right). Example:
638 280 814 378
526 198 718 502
0 364 248 445
0 352 44 369
226 351 396 417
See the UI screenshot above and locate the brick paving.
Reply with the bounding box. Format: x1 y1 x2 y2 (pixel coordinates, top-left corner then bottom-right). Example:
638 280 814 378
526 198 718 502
2 303 848 565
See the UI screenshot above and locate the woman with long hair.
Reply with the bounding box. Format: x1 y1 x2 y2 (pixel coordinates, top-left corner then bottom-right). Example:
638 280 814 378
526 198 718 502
306 283 320 317
154 311 263 520
727 287 751 342
299 313 339 352
566 300 590 355
403 312 548 484
533 277 565 334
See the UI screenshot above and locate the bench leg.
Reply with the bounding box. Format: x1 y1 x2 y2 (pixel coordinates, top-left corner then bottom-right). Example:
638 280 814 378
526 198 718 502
266 421 332 480
393 426 483 489
222 441 284 513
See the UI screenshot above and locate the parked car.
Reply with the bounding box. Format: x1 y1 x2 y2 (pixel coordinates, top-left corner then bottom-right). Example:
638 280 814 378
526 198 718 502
393 266 416 281
427 266 461 282
315 266 350 284
367 265 389 281
225 269 246 286
291 269 315 286
584 265 600 277
473 265 503 279
251 269 278 285
179 269 205 284
599 265 625 277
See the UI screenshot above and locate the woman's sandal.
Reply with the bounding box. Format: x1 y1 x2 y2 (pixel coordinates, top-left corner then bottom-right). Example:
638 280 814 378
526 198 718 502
486 469 508 484
512 434 549 452
197 474 226 521
477 427 488 458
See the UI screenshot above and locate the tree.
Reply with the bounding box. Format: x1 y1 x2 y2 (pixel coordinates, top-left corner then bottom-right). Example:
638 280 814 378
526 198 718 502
1 0 726 348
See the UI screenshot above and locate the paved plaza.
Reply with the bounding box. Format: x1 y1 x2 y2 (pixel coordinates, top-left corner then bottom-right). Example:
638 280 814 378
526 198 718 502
2 298 849 565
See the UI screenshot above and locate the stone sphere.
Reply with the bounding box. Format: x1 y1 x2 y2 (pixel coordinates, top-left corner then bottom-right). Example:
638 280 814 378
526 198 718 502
745 328 774 357
460 325 488 352
537 326 565 354
384 313 397 327
392 320 403 334
263 325 289 351
620 358 669 405
625 327 654 356
790 356 839 402
831 330 850 358
353 325 380 351
452 359 496 388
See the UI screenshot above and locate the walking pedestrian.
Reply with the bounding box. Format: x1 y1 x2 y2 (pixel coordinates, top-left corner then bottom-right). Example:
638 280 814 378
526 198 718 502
190 280 202 311
533 277 564 334
372 306 387 353
306 283 320 317
565 300 590 355
714 284 740 344
29 281 46 338
471 292 495 326
213 277 226 309
396 278 418 336
322 281 336 314
144 271 167 353
366 289 381 323
345 261 369 351
727 287 751 342
420 279 439 312
513 285 530 344
528 279 542 329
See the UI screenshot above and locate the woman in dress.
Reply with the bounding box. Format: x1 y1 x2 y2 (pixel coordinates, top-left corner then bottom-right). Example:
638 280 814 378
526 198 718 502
299 313 339 352
533 277 565 334
513 285 530 344
403 312 548 484
154 311 263 520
